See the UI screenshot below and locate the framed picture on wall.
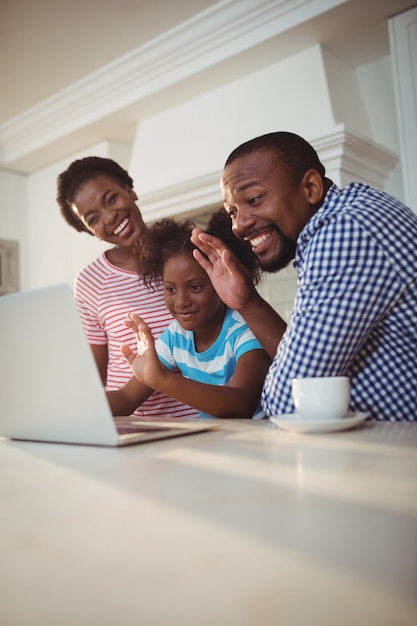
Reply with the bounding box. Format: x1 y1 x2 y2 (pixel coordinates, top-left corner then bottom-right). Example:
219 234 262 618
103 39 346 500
0 240 19 295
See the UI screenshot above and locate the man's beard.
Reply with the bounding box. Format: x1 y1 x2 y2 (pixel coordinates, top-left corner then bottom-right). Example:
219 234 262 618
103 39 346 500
257 226 296 273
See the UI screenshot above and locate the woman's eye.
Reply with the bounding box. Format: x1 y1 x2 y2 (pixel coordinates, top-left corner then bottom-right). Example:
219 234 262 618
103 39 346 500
86 216 98 227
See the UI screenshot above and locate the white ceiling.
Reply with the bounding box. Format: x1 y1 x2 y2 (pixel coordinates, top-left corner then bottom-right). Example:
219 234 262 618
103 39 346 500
0 0 218 122
1 0 416 171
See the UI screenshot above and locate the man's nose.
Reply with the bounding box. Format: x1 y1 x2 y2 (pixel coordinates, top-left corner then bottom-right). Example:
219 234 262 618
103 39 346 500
233 206 255 236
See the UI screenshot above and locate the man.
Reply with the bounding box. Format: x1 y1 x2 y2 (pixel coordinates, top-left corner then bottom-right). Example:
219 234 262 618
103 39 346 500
191 132 417 421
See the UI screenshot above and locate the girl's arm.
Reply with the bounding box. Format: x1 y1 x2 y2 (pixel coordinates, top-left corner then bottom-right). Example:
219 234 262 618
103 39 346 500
153 349 269 418
121 313 269 418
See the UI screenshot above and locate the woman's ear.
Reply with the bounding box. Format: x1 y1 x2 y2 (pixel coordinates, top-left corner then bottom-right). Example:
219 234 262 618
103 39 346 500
301 169 325 208
128 187 138 201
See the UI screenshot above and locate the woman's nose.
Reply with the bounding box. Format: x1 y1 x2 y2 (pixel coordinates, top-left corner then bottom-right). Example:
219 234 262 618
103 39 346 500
102 207 117 225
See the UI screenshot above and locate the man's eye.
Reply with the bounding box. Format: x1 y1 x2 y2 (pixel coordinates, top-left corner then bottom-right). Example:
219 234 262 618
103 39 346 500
248 195 261 205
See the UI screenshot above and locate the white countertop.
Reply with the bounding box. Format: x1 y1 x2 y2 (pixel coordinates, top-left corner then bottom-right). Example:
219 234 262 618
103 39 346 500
1 419 416 626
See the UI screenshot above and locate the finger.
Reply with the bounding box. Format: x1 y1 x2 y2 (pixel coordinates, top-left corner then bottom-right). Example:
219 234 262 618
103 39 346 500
120 344 136 365
191 230 224 258
124 312 149 333
192 248 214 275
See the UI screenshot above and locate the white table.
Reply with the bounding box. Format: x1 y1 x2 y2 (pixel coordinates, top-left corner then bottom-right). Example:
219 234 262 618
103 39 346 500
1 419 416 626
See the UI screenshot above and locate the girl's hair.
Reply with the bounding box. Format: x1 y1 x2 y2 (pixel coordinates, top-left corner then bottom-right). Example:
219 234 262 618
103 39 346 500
56 156 134 234
139 208 262 288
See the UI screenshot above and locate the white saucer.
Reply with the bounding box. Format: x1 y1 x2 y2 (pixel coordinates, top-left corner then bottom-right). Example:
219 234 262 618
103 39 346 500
269 411 370 434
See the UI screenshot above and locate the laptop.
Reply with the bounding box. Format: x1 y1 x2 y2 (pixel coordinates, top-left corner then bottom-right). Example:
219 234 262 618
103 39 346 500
0 284 217 446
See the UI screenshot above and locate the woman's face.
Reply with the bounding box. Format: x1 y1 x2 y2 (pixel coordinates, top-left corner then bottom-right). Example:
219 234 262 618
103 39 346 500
162 253 224 333
71 175 146 247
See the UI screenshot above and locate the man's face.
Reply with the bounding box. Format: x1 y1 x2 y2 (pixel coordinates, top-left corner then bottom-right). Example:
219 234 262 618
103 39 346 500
221 150 311 272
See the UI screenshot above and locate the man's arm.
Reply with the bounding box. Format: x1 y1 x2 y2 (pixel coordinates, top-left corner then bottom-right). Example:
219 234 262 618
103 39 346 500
191 228 286 358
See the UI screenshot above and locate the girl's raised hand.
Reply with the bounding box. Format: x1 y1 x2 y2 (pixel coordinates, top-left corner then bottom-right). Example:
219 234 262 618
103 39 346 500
120 313 166 387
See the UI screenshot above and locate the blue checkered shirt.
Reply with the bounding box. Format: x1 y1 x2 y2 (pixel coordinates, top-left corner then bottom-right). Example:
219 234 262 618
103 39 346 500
262 183 417 421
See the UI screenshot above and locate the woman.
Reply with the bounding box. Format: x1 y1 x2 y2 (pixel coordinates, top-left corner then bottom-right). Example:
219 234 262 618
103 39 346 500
56 155 197 418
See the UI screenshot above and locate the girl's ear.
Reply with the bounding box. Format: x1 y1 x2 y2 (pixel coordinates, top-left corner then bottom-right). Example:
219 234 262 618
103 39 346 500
301 169 325 207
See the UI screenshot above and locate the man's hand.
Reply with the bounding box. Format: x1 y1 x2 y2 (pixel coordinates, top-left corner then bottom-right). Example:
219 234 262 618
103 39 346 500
191 227 287 358
191 228 257 311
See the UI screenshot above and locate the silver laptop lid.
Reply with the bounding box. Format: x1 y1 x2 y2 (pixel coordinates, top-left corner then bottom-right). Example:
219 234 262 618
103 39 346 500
0 284 120 446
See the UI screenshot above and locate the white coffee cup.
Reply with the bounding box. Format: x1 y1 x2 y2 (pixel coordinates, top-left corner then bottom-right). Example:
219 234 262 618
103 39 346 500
291 376 350 421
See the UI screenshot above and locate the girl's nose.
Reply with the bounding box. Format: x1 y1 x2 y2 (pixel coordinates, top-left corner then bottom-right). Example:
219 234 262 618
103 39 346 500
175 289 191 308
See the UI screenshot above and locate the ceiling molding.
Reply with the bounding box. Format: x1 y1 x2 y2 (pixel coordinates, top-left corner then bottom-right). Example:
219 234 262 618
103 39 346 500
140 171 223 223
315 126 398 188
139 126 398 221
0 0 346 167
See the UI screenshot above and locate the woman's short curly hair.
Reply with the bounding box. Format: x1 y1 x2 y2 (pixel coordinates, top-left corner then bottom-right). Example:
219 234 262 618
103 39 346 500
56 156 134 235
139 208 262 288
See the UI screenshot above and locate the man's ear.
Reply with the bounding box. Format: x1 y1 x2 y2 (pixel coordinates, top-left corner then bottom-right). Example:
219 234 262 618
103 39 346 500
301 169 325 207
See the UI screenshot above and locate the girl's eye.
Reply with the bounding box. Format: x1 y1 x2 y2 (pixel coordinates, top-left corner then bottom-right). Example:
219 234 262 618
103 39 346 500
165 286 175 294
225 206 237 218
190 284 202 292
108 193 118 204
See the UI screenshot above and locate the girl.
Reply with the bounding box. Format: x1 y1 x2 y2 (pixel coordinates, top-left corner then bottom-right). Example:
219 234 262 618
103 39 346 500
107 210 269 419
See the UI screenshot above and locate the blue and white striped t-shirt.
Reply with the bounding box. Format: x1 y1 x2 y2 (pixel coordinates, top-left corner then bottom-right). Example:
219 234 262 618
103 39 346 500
262 183 417 422
156 307 265 419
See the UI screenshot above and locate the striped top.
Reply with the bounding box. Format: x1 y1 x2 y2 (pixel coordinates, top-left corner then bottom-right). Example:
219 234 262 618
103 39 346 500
74 252 198 418
156 307 265 419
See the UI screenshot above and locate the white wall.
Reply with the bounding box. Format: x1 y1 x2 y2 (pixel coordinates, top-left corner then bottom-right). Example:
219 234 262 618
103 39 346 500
389 6 417 211
0 35 407 317
131 45 337 200
127 43 402 321
0 170 28 289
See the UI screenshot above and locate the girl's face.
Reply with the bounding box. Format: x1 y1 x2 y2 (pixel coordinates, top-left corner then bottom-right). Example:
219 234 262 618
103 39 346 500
162 253 224 333
71 175 146 247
